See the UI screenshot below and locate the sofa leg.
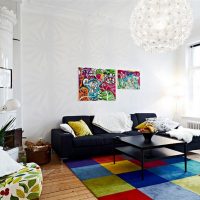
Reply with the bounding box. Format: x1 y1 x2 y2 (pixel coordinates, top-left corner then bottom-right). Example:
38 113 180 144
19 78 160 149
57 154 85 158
60 157 69 163
51 149 55 154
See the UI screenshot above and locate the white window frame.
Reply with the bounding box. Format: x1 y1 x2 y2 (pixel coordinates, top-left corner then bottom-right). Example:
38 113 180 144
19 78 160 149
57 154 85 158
186 42 200 117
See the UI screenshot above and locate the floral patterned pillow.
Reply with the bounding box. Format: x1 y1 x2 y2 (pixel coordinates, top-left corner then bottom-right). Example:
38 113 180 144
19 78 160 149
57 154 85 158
146 117 179 132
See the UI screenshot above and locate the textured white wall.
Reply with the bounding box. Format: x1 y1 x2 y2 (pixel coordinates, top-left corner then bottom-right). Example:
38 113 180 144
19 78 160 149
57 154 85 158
21 0 177 141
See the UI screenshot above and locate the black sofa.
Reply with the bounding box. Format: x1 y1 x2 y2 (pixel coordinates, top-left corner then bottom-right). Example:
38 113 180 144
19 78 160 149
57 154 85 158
51 113 200 159
157 132 200 152
51 113 157 159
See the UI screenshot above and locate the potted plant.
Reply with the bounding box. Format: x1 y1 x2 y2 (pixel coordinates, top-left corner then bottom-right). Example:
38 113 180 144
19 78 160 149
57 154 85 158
0 118 16 148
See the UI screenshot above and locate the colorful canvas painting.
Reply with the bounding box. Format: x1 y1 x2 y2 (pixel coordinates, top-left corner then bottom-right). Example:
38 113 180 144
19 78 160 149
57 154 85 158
79 68 116 101
118 70 140 89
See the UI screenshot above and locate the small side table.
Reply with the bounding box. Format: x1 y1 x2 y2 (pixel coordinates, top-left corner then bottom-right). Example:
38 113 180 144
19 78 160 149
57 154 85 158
6 147 19 161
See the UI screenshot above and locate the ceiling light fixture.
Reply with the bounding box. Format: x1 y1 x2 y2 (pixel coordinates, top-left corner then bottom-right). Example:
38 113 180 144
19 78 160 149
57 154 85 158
130 0 193 52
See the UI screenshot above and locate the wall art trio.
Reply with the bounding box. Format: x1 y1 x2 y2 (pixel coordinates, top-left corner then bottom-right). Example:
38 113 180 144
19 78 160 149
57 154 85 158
79 67 140 101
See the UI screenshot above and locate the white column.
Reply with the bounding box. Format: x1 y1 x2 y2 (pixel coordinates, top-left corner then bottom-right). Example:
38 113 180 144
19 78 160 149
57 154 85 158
0 7 16 126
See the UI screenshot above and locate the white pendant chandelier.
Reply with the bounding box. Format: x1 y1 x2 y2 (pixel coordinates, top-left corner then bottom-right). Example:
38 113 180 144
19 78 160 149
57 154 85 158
130 0 193 52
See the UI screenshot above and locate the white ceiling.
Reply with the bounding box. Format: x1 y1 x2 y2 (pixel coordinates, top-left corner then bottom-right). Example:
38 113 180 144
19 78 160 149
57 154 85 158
1 0 199 20
22 0 200 20
1 0 199 40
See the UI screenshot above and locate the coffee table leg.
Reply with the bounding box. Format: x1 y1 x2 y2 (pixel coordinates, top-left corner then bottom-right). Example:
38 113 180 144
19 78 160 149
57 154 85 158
113 149 116 164
184 143 187 172
113 139 116 164
141 150 144 180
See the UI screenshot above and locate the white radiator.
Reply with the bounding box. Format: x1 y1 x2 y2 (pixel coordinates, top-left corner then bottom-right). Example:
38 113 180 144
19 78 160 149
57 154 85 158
187 121 200 129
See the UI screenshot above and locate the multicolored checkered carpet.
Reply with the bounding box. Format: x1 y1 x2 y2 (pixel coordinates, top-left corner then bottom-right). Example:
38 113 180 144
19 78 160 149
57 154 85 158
65 154 200 200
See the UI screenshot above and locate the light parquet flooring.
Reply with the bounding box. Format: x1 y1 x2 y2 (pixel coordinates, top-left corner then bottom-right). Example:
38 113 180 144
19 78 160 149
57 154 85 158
40 154 97 200
188 150 200 161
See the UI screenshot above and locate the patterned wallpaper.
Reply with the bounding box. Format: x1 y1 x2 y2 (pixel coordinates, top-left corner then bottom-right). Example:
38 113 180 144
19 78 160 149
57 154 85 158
21 1 177 141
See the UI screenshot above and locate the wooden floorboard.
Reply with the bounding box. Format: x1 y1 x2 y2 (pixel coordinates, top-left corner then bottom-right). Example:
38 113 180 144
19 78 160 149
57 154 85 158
40 153 97 200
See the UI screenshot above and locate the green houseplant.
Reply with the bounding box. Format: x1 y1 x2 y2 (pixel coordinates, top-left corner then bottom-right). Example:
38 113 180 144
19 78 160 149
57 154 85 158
0 118 16 147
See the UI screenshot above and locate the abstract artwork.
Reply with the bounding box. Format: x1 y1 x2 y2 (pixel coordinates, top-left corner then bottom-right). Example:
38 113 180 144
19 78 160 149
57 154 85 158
79 68 116 101
118 70 140 89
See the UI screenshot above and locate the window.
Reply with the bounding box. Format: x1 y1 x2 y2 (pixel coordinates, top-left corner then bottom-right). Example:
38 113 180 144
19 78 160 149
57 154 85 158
187 43 200 116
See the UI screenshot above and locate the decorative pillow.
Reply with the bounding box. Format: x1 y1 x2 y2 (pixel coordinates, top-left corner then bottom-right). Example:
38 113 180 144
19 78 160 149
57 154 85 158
146 117 179 132
0 149 24 177
60 124 76 137
165 120 179 130
68 120 93 137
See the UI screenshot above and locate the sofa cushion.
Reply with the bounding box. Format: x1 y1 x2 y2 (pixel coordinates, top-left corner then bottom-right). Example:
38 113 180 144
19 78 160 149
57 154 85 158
73 133 123 147
190 136 200 143
92 125 109 134
136 113 157 124
130 114 139 129
90 116 108 134
62 116 93 132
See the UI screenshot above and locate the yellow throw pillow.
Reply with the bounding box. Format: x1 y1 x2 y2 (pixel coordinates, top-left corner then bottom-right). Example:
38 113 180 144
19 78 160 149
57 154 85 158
68 120 93 137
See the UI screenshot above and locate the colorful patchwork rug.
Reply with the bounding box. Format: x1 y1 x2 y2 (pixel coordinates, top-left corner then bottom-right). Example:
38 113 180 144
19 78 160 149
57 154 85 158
65 154 200 200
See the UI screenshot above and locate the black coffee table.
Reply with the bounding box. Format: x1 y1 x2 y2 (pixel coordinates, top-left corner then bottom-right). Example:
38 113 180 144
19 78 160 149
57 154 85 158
113 135 187 180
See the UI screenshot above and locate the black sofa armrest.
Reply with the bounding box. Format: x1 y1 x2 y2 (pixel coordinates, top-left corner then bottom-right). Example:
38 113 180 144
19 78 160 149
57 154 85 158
51 129 73 159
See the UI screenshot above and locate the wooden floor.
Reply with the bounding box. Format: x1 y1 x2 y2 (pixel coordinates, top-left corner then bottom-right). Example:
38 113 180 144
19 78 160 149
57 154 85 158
188 150 200 161
40 153 97 200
